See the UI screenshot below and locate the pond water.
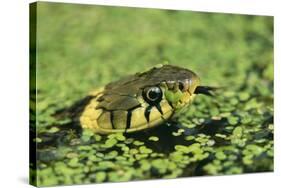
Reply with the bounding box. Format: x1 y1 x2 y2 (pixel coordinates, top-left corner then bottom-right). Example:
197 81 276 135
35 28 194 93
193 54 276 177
30 2 274 186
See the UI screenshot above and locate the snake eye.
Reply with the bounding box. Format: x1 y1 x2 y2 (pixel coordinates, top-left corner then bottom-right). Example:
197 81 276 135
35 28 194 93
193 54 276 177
143 86 163 105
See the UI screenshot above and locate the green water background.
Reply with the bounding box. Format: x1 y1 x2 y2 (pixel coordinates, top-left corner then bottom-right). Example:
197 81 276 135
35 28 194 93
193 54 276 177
31 2 273 186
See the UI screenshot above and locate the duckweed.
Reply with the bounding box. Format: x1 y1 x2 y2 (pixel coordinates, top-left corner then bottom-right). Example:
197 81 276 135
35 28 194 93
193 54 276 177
31 2 273 187
148 136 159 141
133 140 145 146
95 172 106 183
104 138 118 148
139 146 153 154
172 128 185 136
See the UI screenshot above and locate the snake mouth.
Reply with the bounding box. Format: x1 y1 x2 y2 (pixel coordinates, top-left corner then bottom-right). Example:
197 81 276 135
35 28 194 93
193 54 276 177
194 86 217 96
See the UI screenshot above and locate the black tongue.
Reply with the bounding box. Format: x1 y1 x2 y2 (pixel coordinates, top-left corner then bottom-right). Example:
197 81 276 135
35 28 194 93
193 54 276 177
194 86 217 96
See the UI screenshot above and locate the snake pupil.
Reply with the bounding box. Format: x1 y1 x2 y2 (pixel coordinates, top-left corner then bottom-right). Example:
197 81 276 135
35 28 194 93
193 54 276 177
148 89 159 100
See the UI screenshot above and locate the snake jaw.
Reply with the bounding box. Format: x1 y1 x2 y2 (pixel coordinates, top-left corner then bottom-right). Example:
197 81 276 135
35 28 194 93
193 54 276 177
163 74 200 110
187 75 201 94
164 89 193 110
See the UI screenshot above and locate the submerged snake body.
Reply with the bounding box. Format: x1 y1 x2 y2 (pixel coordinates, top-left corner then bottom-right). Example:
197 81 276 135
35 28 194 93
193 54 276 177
80 65 200 134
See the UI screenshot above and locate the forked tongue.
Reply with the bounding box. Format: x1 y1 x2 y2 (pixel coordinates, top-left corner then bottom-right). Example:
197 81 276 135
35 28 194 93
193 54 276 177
194 86 218 96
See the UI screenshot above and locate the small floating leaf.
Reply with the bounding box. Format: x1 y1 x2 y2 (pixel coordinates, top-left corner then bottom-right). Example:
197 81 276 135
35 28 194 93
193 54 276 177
139 146 152 154
148 136 159 141
133 140 144 146
104 138 118 148
95 172 106 183
47 127 59 133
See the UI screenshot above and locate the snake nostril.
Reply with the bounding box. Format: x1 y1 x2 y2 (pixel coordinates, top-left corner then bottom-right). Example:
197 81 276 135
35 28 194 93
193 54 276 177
178 80 189 92
178 81 185 91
